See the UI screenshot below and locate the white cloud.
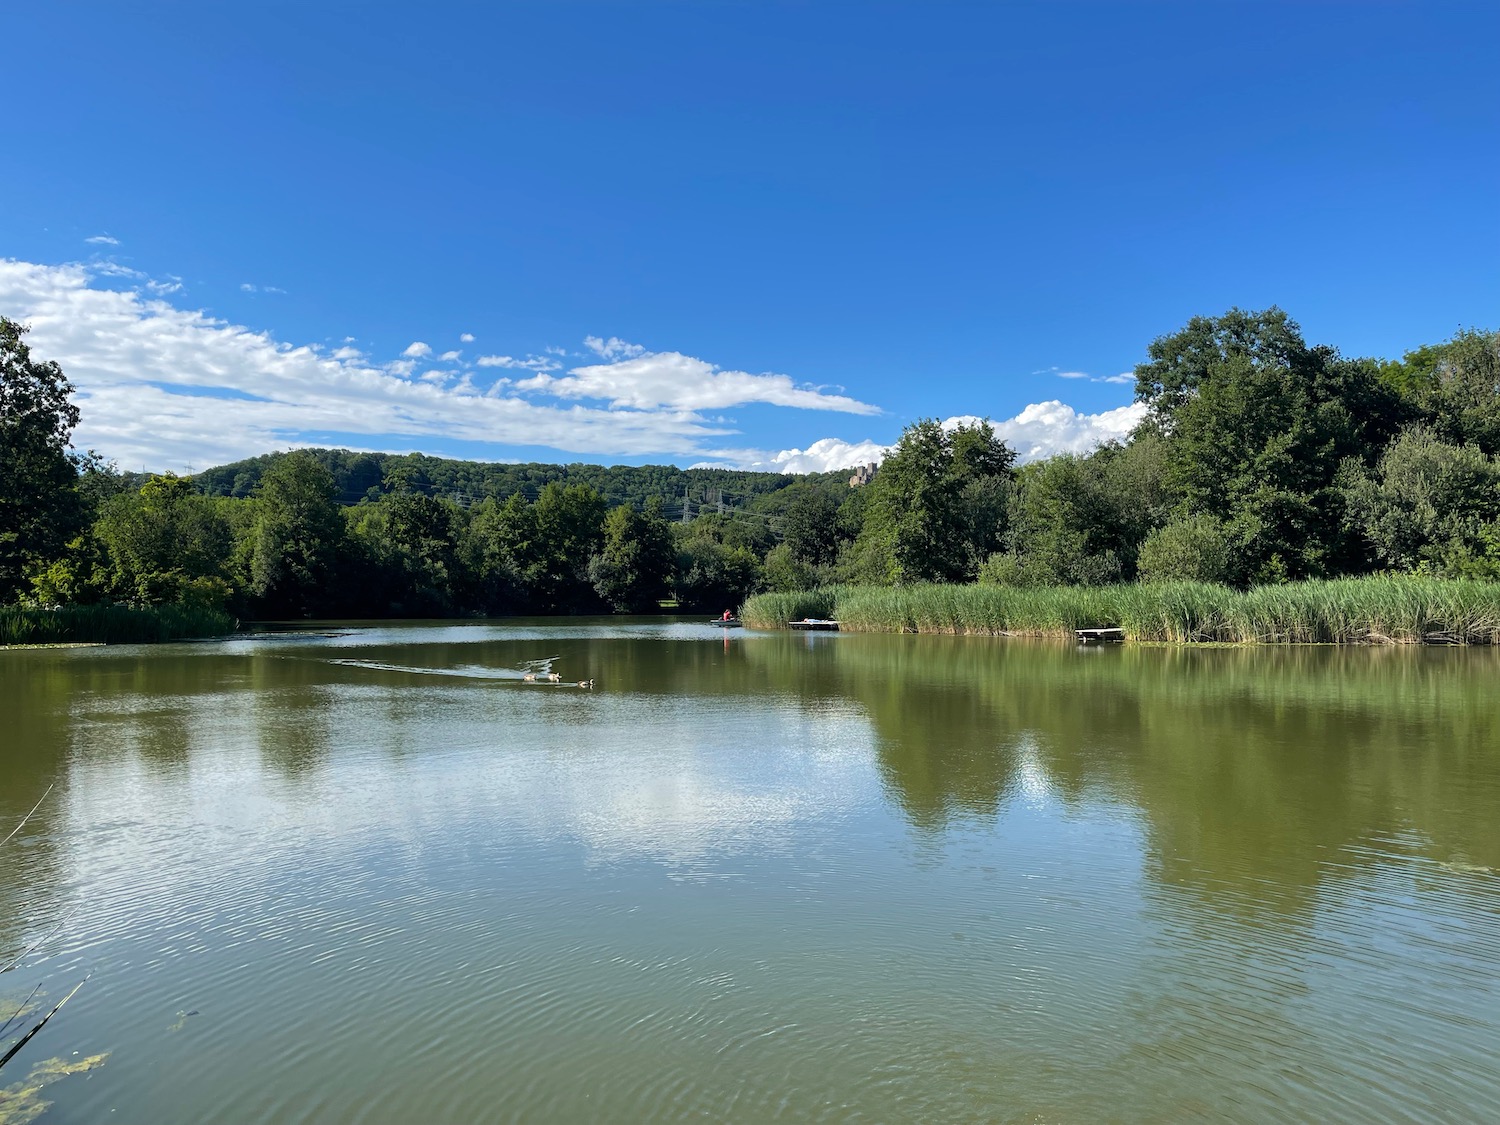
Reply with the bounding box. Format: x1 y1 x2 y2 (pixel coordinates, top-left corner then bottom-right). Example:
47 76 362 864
952 402 1146 460
528 349 880 415
1053 368 1136 385
439 349 461 361
0 257 1139 477
714 402 1146 475
240 283 256 292
584 335 646 360
85 234 119 245
704 437 892 474
475 354 560 371
0 259 741 472
459 332 475 343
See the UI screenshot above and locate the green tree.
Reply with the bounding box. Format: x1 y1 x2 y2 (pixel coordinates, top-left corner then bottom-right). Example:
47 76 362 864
761 542 817 592
781 488 841 567
249 451 349 616
467 493 537 612
588 499 675 612
1340 426 1500 575
531 483 607 612
1136 514 1234 584
1392 329 1500 456
95 475 233 606
0 318 85 602
675 538 761 612
859 419 1015 584
1135 307 1402 582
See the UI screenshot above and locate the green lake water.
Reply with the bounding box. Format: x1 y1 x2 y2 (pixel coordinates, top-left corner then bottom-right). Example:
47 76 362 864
3 621 1499 1123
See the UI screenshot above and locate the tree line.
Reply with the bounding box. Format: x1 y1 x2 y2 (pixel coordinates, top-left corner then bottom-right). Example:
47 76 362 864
2 308 1498 623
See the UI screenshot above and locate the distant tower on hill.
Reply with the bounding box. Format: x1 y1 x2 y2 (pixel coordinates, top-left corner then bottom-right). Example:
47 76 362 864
848 462 878 487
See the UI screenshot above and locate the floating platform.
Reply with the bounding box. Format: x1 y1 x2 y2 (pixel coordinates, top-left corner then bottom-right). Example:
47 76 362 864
790 619 840 631
1075 627 1125 644
709 618 743 627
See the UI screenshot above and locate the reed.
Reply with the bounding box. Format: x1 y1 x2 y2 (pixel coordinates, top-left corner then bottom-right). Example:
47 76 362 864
0 604 236 646
740 577 1500 644
739 588 840 629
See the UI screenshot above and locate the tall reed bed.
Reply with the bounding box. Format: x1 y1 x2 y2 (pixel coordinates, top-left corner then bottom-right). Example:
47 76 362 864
0 604 236 646
741 578 1500 644
739 588 839 629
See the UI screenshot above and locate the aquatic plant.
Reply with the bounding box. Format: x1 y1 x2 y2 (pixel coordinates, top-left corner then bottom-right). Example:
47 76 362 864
0 604 235 646
738 588 839 628
740 577 1500 644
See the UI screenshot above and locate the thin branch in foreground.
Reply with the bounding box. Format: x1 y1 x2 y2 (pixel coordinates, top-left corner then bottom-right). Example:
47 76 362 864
0 784 54 849
0 977 87 1073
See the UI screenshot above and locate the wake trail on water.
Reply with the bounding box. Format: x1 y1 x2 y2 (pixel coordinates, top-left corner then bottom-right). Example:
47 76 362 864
326 657 563 681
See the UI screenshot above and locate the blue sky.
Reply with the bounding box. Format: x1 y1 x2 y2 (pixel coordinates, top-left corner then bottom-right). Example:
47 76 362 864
4 1 1497 473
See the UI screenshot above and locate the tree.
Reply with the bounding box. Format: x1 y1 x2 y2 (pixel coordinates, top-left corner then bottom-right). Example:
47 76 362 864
0 318 84 602
1135 308 1403 582
468 493 537 613
249 451 348 616
1340 426 1500 575
780 489 841 567
588 499 675 612
1393 329 1500 456
859 419 1015 584
531 483 607 612
94 475 232 606
1136 515 1234 584
674 538 761 612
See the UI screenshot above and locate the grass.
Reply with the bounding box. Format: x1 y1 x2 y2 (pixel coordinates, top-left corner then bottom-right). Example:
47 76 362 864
739 588 840 629
0 604 236 646
741 577 1500 644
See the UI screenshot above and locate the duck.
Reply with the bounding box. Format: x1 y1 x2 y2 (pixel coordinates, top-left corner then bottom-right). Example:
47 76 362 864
522 672 538 682
546 672 562 683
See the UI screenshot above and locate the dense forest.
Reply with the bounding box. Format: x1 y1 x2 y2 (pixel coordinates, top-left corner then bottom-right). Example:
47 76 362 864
2 308 1498 630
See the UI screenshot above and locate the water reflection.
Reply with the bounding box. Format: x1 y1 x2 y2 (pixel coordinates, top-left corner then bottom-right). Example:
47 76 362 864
744 636 1500 914
3 627 1498 1124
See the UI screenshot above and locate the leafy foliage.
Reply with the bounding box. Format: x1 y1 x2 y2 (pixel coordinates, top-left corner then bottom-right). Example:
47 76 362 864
6 311 1500 636
0 318 85 602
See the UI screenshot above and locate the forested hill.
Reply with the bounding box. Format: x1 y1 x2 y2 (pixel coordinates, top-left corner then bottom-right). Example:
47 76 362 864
195 448 851 515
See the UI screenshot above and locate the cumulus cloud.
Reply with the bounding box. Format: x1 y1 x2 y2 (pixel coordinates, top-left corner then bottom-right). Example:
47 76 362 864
0 259 744 471
525 348 880 415
0 257 1138 477
714 402 1145 475
85 234 119 245
439 349 461 361
950 401 1145 460
459 332 475 343
703 437 893 474
584 335 646 360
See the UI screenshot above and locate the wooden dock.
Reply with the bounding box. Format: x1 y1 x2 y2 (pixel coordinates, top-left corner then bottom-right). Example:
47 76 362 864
790 619 840 631
1075 627 1124 644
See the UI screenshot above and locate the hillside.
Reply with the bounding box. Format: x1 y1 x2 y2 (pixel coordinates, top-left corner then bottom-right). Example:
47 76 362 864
192 447 855 518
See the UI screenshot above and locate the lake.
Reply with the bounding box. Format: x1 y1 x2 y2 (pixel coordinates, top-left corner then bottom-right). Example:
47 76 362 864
3 622 1499 1123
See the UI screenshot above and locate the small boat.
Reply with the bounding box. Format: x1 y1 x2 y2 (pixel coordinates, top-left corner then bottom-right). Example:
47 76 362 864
709 618 743 627
1075 627 1124 644
789 619 839 631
